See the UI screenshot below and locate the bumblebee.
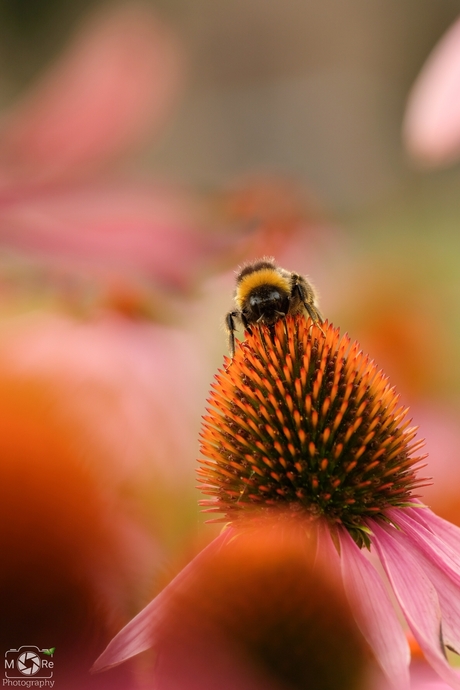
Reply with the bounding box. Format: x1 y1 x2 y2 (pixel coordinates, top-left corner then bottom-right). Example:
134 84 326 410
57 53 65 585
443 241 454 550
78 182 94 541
225 257 323 357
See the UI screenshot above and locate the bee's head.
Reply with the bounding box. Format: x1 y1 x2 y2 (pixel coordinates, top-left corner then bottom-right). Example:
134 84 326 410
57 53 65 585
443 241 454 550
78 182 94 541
246 284 289 324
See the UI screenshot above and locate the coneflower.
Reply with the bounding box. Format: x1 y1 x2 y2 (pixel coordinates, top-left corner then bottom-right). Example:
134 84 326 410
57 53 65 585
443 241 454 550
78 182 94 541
94 316 460 690
198 317 428 545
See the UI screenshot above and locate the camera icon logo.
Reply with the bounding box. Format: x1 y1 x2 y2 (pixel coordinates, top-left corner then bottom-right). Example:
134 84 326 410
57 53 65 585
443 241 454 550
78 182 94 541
17 650 41 675
4 646 54 680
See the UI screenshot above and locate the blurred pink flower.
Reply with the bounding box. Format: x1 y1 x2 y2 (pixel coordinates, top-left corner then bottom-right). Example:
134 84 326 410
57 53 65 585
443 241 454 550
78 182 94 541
0 178 221 299
0 2 184 188
0 1 235 309
0 19 339 313
403 15 460 167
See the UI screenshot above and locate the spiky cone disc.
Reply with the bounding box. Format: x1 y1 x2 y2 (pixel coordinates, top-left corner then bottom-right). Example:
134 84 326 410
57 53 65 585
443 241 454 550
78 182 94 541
198 316 429 544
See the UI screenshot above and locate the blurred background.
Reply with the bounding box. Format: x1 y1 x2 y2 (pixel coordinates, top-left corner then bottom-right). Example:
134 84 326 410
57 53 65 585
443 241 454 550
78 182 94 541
1 0 460 687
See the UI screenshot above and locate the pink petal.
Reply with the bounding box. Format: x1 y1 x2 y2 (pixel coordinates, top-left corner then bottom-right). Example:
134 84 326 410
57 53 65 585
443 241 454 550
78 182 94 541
92 528 235 672
387 509 460 590
401 535 460 655
403 15 460 167
372 522 460 690
409 662 454 690
387 508 460 653
0 2 183 188
315 520 342 575
409 507 460 555
0 180 223 292
337 529 410 690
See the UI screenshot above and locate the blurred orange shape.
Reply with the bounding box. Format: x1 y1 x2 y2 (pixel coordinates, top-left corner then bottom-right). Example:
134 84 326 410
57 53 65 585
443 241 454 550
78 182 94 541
0 372 156 687
95 517 370 690
149 519 368 690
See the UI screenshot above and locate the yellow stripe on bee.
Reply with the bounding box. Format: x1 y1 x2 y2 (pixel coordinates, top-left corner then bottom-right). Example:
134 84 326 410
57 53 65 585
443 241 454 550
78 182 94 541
235 268 291 309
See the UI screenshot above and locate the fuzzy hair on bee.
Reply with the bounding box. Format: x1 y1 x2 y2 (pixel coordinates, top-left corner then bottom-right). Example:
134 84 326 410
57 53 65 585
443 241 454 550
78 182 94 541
225 257 323 357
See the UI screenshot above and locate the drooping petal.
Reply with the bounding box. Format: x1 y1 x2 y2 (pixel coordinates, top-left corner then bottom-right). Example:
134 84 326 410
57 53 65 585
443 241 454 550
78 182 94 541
0 2 184 189
92 528 235 672
407 662 454 690
386 507 460 654
372 522 460 690
409 505 460 555
403 15 460 167
337 529 410 690
388 508 460 590
399 533 460 655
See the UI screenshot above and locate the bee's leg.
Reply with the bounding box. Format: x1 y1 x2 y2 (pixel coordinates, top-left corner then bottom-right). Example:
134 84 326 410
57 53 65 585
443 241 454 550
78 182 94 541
225 311 240 358
303 300 324 326
241 312 252 334
292 279 325 334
